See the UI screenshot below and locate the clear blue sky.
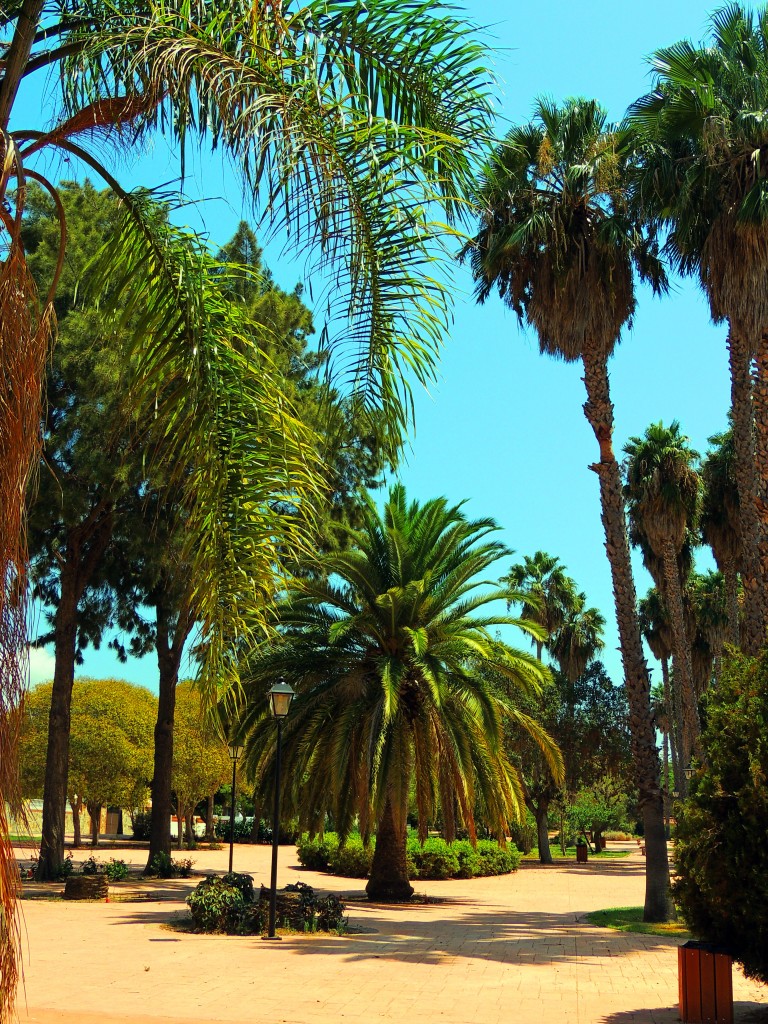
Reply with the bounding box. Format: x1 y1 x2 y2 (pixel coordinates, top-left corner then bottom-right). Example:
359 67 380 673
23 0 729 690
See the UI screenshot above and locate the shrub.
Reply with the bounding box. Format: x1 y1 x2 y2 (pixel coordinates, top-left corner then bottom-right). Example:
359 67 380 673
673 651 768 984
328 838 373 878
130 811 152 841
104 859 130 882
296 833 340 871
147 852 195 879
187 877 248 933
221 872 255 902
81 855 99 875
604 831 635 841
298 831 518 880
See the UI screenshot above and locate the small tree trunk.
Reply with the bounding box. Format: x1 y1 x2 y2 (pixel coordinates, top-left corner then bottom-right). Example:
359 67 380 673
70 796 82 848
205 795 215 841
366 797 413 902
534 799 553 864
87 803 101 847
185 811 194 848
582 348 673 922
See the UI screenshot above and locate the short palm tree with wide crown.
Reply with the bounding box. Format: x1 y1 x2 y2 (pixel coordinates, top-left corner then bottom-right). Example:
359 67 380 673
235 485 561 902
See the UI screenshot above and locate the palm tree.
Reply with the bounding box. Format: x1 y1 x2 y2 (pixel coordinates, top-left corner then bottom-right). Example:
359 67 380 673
687 570 728 691
0 2 494 1005
502 551 578 660
623 421 701 768
701 429 742 646
236 485 561 901
467 97 673 921
549 593 606 683
629 4 768 653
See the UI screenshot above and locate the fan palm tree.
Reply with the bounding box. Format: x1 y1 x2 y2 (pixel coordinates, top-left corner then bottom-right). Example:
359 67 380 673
0 3 493 1011
235 485 561 902
701 429 742 646
549 592 606 683
502 551 577 660
629 3 768 653
687 569 728 691
624 421 701 767
466 96 672 921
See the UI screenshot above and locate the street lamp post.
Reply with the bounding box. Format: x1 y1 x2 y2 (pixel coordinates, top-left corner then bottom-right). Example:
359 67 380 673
263 680 295 941
227 741 244 874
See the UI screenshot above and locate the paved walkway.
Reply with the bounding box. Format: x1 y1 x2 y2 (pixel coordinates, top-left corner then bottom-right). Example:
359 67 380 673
12 841 768 1024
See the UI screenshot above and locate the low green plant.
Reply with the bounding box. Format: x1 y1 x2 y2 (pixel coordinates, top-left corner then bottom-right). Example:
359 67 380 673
147 852 195 879
53 853 74 880
130 811 152 841
104 859 130 882
187 877 249 933
221 872 255 902
81 855 100 875
587 906 690 938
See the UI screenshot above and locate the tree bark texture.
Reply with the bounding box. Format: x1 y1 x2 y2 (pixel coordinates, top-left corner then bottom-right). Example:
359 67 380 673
205 794 215 841
145 589 192 873
723 557 741 649
582 349 673 922
533 798 553 865
752 332 768 653
661 539 699 765
661 657 681 798
728 328 764 654
87 802 101 846
366 796 413 902
70 796 82 848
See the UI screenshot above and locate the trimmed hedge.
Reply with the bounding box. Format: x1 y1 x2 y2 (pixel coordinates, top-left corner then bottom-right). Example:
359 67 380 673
297 832 520 880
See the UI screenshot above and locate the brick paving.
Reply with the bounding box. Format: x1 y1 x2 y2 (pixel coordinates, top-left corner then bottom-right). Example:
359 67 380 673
12 841 768 1024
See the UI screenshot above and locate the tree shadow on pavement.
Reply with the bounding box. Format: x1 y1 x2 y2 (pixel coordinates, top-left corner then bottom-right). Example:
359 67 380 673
599 1002 768 1023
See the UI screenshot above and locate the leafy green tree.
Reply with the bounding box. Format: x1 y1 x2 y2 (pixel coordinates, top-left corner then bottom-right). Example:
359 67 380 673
629 4 768 653
674 650 768 983
20 679 155 847
569 776 631 852
0 4 494 1003
23 182 146 877
467 97 672 919
623 421 701 767
237 485 561 901
172 683 231 849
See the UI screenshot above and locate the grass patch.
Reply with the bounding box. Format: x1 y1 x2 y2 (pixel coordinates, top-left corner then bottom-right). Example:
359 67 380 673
520 847 630 861
586 906 690 938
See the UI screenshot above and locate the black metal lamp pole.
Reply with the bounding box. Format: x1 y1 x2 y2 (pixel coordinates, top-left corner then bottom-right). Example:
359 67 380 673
227 742 243 874
263 680 295 941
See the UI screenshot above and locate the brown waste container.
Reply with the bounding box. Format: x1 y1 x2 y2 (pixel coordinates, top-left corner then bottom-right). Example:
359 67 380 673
576 844 588 863
678 940 733 1024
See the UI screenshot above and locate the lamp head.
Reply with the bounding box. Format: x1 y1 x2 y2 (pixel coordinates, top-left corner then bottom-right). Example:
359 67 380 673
268 680 295 719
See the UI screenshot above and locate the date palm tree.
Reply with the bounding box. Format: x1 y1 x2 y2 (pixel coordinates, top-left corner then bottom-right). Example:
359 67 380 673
235 485 561 902
629 3 768 653
466 96 673 921
0 2 494 1009
701 429 742 646
623 421 701 767
550 593 606 684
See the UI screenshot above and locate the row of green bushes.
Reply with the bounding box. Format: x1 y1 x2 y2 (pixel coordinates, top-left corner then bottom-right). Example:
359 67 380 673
296 833 520 880
186 874 346 935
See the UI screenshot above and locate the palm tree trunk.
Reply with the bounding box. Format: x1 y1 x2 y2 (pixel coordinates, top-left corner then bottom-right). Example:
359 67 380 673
751 331 768 651
582 349 673 922
728 328 764 654
365 796 413 902
723 557 740 649
533 798 553 864
661 540 699 765
661 657 681 798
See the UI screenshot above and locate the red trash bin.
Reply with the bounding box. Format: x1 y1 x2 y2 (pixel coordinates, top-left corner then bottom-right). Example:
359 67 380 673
678 940 733 1024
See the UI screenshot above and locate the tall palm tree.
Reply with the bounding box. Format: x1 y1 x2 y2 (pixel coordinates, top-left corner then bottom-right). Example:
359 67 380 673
701 429 742 646
687 570 728 691
502 551 577 660
629 4 768 653
467 97 673 921
0 3 494 1012
623 421 701 767
236 485 561 902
